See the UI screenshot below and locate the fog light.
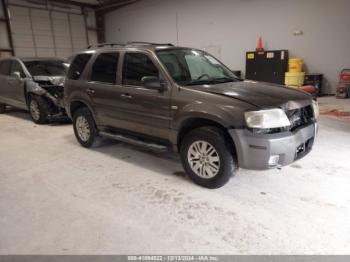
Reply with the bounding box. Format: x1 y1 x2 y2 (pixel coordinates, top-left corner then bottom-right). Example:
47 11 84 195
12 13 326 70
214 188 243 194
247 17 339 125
268 155 280 167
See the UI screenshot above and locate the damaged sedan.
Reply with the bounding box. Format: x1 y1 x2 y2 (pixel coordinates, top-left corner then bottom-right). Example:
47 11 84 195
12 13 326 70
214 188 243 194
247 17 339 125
0 57 68 124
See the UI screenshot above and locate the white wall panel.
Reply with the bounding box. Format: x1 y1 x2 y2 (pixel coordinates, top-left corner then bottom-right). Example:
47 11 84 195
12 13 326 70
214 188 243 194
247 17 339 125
14 47 35 57
105 0 350 94
69 14 87 50
36 48 55 57
52 11 72 57
0 22 11 49
9 6 34 55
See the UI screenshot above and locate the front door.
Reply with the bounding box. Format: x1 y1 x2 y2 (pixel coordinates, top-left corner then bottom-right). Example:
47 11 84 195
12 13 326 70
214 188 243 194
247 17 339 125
8 60 26 107
116 51 172 140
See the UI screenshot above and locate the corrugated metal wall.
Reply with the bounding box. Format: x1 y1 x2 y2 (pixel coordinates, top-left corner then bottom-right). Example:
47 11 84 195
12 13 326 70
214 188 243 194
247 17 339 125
0 0 13 57
8 0 97 59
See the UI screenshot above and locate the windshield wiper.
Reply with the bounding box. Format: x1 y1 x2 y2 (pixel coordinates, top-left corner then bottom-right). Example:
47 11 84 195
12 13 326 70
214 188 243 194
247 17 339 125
184 80 215 86
185 77 236 86
211 77 236 83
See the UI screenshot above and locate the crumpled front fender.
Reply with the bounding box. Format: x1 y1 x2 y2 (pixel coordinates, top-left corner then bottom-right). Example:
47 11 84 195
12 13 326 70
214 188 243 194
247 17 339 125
26 79 46 96
25 79 63 108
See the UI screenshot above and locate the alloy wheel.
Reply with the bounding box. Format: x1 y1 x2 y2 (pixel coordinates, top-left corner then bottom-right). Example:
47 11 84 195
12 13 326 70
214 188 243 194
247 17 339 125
76 116 91 142
29 100 40 121
187 140 220 179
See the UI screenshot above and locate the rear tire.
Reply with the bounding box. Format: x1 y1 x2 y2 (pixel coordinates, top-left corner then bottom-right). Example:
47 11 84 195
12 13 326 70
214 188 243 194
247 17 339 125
73 107 98 148
180 126 237 189
28 95 49 124
0 103 6 114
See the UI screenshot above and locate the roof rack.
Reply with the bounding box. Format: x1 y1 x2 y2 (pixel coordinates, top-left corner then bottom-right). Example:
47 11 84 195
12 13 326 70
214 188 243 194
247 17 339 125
87 41 174 49
87 42 125 49
128 41 174 46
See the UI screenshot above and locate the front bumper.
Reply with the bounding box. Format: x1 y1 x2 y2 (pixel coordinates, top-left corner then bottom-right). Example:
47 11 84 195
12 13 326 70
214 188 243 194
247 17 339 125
229 122 317 170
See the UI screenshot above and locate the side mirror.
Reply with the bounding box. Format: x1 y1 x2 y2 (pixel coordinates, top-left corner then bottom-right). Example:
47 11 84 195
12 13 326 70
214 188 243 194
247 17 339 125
141 76 166 91
11 71 21 79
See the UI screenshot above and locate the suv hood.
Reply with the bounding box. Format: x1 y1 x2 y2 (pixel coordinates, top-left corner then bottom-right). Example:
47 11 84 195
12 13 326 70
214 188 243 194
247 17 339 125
188 80 311 110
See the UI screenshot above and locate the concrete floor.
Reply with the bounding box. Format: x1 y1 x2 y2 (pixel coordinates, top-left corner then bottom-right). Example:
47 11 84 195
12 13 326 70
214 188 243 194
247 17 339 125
0 97 349 254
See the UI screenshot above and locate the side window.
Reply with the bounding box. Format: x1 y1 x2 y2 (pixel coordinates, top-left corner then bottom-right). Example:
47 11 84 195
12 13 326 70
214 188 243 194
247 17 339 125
90 52 119 84
123 53 159 86
67 54 92 80
10 61 25 78
0 60 12 76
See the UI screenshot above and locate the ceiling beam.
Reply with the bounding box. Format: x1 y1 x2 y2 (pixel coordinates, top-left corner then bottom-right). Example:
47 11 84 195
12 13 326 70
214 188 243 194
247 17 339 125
49 0 98 9
95 0 138 12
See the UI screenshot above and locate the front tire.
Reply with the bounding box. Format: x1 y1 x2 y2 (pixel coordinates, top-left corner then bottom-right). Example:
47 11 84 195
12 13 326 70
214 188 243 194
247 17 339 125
73 107 98 148
180 126 237 189
0 103 6 114
28 95 49 124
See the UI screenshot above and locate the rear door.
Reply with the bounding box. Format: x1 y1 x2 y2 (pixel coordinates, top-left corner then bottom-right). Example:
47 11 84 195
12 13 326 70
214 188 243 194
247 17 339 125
84 51 121 127
0 60 12 104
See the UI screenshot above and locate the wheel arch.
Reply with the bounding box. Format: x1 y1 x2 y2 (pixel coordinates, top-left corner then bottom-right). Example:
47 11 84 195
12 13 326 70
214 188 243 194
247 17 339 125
176 117 237 156
70 100 92 118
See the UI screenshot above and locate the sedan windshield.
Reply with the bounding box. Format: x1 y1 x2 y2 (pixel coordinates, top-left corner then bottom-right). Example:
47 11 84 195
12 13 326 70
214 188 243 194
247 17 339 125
24 60 67 77
156 49 239 86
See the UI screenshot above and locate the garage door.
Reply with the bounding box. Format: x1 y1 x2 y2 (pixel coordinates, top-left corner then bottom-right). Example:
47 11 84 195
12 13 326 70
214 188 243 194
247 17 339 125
9 5 89 59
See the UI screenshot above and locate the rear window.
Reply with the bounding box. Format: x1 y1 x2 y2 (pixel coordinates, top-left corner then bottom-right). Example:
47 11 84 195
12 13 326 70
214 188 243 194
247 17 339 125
24 60 67 77
0 60 12 76
90 52 119 84
67 54 92 80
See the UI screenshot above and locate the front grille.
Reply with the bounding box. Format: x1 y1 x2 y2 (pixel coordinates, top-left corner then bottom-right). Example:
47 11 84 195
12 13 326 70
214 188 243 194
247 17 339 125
286 105 314 132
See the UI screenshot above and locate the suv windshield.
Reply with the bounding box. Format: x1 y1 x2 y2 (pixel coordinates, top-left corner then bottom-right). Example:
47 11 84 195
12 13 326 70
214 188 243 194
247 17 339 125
157 49 239 86
24 60 67 77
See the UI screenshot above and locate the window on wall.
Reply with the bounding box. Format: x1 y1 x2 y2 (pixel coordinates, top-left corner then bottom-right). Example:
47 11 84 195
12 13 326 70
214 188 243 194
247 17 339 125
90 52 119 84
67 54 92 80
123 53 159 86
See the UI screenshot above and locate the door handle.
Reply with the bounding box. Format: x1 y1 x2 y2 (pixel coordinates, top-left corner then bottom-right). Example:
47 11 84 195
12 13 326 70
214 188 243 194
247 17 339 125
120 93 132 100
86 88 96 95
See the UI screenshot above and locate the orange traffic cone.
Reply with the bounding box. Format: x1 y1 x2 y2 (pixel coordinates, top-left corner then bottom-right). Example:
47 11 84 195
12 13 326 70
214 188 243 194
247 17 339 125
256 37 264 52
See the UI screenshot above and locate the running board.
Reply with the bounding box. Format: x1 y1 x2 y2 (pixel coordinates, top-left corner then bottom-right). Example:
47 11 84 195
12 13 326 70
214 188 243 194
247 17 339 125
99 131 168 152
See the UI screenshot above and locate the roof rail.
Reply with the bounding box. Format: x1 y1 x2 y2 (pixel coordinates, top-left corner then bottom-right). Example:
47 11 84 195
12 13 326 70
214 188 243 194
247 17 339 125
87 42 126 49
87 41 175 49
128 41 174 46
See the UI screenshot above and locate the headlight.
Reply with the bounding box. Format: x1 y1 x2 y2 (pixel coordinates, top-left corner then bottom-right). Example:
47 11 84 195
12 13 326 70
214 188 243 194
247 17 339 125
245 109 291 129
312 100 319 119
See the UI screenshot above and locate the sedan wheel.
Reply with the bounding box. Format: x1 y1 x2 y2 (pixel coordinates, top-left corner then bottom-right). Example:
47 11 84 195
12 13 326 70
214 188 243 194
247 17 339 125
29 100 40 121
